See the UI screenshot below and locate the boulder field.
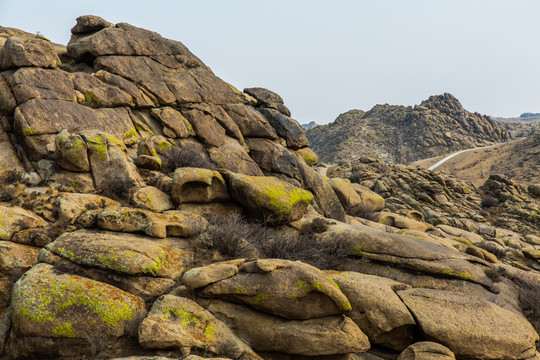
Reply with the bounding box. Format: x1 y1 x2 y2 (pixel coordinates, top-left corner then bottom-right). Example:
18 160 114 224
0 16 539 360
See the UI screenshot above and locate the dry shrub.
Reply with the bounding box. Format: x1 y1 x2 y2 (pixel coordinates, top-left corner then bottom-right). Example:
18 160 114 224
160 146 216 172
510 274 540 342
101 176 137 201
197 213 365 269
481 194 498 208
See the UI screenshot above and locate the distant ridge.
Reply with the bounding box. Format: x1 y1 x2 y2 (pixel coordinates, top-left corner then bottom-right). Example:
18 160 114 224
306 93 510 164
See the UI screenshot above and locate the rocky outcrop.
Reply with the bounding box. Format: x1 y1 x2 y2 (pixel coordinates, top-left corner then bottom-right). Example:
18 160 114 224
0 16 539 360
307 93 510 164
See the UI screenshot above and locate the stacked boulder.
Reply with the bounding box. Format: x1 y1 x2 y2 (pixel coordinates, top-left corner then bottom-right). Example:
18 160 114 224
0 16 538 360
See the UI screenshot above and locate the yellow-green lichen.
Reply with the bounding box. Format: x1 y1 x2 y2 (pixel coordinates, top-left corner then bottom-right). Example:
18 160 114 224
250 178 313 215
52 322 76 338
141 248 168 276
84 91 96 104
22 128 37 136
252 292 269 304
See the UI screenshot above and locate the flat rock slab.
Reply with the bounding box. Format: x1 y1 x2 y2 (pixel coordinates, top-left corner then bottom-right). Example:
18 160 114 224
202 299 370 356
45 229 189 279
139 294 261 360
8 263 147 359
199 259 351 320
397 341 455 360
0 36 60 69
397 288 538 360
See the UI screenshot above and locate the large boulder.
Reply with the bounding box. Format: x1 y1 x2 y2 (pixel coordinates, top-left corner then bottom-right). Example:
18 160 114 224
150 107 195 138
69 72 133 108
138 294 261 359
8 263 147 359
198 259 352 319
223 103 278 139
172 167 229 204
54 129 90 172
0 241 40 278
246 137 302 182
224 172 313 225
207 136 264 176
257 108 308 149
45 229 189 279
397 342 455 360
328 271 416 351
0 36 60 69
0 205 48 241
243 87 291 116
201 299 370 356
397 288 539 360
10 67 76 104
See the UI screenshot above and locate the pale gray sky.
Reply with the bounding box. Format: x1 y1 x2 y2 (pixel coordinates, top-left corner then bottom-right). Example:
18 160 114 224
1 0 539 123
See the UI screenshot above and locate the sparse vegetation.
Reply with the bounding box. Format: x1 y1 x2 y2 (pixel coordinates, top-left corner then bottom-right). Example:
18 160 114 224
196 213 364 269
481 194 498 208
101 176 137 201
160 146 216 172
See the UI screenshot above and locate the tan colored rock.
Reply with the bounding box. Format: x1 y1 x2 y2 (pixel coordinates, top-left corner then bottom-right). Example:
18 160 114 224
97 207 207 238
71 15 114 34
0 205 48 240
132 186 173 212
224 172 313 225
139 295 261 359
180 108 226 147
55 192 118 224
397 342 455 360
208 136 264 176
350 183 385 212
328 271 415 351
246 138 302 181
54 129 90 172
47 171 96 193
223 103 278 139
295 155 346 222
70 72 133 108
257 108 309 149
95 70 156 108
437 224 484 245
200 259 351 319
11 67 76 104
0 126 25 182
80 130 143 194
371 212 432 232
8 263 147 359
0 241 40 278
296 147 318 166
328 178 364 215
0 36 60 69
172 167 229 204
398 288 538 360
183 260 244 289
322 222 493 286
0 72 17 113
151 107 195 138
46 229 189 279
38 248 176 303
202 299 370 356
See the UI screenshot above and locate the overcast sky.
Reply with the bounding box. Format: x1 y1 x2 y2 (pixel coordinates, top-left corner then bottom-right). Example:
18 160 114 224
1 0 539 124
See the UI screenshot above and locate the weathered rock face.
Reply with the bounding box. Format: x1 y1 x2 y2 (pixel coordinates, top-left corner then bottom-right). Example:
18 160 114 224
0 15 539 360
307 93 511 164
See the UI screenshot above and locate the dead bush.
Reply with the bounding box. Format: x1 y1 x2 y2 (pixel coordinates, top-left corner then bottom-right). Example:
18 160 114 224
510 275 540 342
481 194 498 208
101 176 137 201
197 214 367 269
160 146 216 172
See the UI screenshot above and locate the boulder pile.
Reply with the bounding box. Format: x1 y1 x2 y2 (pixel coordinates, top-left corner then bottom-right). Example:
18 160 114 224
0 16 538 360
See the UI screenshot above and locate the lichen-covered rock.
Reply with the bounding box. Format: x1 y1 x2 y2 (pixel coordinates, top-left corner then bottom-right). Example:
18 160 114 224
172 167 229 204
0 205 48 240
201 299 370 356
7 263 147 359
45 229 189 279
95 69 156 108
54 129 90 172
131 186 173 212
0 36 60 69
224 172 313 225
296 147 319 166
0 126 25 182
97 207 208 238
397 341 455 360
246 137 302 181
138 294 261 360
328 178 366 215
0 241 40 278
223 103 278 139
69 72 133 108
199 259 351 319
71 15 114 34
328 271 416 351
397 288 539 360
350 183 385 212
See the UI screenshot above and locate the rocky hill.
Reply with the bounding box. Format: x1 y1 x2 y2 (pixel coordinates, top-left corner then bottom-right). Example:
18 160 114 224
0 15 539 360
413 130 540 186
306 93 511 164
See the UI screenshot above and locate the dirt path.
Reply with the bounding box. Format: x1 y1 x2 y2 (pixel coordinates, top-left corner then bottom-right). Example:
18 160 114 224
427 144 500 171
